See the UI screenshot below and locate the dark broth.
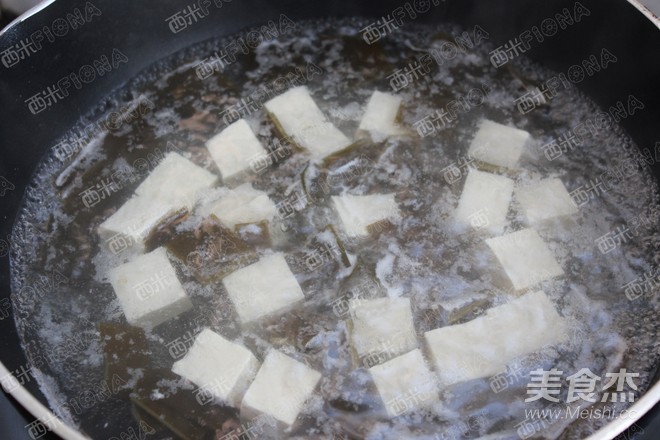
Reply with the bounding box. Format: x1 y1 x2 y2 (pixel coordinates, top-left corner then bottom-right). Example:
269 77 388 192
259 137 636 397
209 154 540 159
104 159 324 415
9 18 660 440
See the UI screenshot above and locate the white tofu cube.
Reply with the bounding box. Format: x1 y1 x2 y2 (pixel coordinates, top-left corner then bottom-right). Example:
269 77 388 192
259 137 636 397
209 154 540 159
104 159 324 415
369 349 438 417
99 153 216 252
223 253 304 323
197 183 277 228
265 86 352 159
516 178 578 223
424 290 567 387
99 196 181 251
455 169 514 233
332 193 399 237
485 228 564 290
241 350 321 429
349 297 417 363
358 91 406 140
107 247 192 327
468 120 530 169
135 152 217 208
206 119 268 181
172 328 259 407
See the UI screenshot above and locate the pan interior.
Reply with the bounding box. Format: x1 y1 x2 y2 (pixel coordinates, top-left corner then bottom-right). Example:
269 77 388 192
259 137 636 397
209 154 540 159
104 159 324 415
9 17 660 440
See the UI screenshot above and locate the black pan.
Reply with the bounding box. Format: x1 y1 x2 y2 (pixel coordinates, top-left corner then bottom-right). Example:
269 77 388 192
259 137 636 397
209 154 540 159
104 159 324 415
0 1 658 439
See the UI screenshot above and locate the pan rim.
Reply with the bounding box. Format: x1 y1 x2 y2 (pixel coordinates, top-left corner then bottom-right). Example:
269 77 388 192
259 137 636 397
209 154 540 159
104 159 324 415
627 0 660 28
0 360 90 440
0 0 56 38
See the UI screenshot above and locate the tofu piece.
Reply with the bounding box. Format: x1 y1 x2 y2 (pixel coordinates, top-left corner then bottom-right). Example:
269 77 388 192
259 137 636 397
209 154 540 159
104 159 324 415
107 247 192 327
135 152 217 208
99 196 181 251
197 183 277 229
172 328 259 407
468 120 530 169
264 86 352 159
369 349 438 417
222 253 304 323
206 119 268 181
241 350 321 429
424 290 567 387
455 169 514 233
358 91 406 140
99 153 216 252
349 297 417 362
516 178 578 223
332 193 399 237
485 228 564 290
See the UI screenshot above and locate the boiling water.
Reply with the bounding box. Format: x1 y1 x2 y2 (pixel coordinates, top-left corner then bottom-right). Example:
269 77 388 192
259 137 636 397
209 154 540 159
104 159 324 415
9 18 660 440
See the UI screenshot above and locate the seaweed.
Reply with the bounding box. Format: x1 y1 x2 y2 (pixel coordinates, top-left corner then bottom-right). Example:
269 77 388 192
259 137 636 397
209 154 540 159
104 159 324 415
165 215 256 283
